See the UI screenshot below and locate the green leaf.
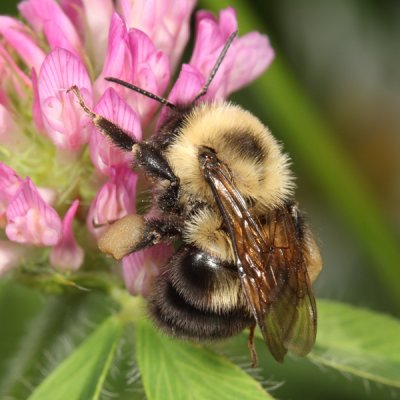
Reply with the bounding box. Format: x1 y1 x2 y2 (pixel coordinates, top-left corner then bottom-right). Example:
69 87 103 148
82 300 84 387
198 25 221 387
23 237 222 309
0 287 117 399
0 280 43 392
0 296 67 398
28 316 123 400
100 324 145 400
308 300 400 388
136 318 273 400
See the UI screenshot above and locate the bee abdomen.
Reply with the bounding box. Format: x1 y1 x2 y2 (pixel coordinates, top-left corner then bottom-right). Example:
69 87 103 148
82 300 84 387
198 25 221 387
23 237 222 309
147 246 253 340
148 277 253 341
168 246 246 313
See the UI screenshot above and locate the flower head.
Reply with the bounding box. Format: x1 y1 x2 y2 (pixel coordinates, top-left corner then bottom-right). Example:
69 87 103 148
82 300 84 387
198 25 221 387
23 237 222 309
168 7 274 104
38 47 93 150
123 244 174 297
0 163 23 225
6 178 62 246
95 13 171 124
89 87 141 175
87 166 138 237
50 199 83 272
0 0 274 296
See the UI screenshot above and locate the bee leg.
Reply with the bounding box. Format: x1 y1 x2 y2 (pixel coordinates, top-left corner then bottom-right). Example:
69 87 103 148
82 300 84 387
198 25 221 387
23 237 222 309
68 85 136 151
247 321 258 368
69 86 180 211
157 182 180 212
133 143 180 212
288 203 322 283
133 142 176 182
98 214 181 260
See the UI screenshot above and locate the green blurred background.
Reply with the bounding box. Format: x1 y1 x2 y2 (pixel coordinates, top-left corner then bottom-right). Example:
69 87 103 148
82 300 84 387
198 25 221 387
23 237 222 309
0 0 399 399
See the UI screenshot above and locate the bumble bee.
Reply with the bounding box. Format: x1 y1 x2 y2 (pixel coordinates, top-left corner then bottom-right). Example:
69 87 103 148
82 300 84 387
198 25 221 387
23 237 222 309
70 31 322 365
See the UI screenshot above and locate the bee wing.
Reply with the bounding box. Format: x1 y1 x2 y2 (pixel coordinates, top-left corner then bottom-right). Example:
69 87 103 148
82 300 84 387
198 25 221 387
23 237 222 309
231 204 317 362
261 207 317 361
201 155 316 362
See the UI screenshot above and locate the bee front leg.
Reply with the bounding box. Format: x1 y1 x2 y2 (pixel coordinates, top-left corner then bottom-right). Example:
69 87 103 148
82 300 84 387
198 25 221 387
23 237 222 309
98 214 181 260
133 142 180 212
69 86 181 212
68 85 137 151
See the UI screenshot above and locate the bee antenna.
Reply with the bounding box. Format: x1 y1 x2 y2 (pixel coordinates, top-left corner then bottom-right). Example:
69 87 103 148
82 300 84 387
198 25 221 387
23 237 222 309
192 30 238 104
104 77 177 110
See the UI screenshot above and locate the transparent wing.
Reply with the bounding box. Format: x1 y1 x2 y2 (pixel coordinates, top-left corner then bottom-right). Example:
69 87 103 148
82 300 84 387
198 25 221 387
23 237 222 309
201 151 317 362
262 207 317 361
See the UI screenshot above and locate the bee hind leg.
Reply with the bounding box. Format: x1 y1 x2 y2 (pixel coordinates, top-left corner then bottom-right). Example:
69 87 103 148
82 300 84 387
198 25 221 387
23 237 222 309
247 321 258 368
98 214 181 260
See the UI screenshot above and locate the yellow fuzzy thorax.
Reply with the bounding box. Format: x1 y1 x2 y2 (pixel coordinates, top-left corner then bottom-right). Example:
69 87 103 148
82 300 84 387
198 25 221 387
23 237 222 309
165 101 295 212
